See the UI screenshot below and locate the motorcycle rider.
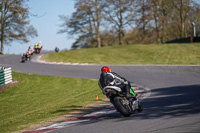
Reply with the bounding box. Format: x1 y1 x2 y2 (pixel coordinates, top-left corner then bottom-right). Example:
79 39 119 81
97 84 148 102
98 66 142 111
55 46 59 52
28 45 34 55
38 41 42 49
34 42 38 49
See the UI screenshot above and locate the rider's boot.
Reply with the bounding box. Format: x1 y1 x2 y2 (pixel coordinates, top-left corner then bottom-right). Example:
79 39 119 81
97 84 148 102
132 99 143 112
126 91 143 112
137 100 143 112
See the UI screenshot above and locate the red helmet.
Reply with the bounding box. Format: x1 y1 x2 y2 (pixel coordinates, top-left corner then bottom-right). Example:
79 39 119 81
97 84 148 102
101 66 111 73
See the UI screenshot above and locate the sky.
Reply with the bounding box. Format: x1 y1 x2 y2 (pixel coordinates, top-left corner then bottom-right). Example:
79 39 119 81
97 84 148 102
4 0 75 55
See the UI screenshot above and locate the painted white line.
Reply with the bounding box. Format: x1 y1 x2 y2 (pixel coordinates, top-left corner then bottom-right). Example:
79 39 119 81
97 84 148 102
37 120 90 130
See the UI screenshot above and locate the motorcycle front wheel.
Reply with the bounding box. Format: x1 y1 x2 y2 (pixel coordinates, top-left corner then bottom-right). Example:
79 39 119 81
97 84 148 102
112 96 131 117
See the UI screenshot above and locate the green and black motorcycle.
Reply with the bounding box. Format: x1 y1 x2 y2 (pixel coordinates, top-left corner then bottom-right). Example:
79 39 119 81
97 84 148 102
102 86 143 117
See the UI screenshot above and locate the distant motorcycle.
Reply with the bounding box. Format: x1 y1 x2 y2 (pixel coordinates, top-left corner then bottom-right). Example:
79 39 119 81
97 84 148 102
102 85 143 117
34 47 42 54
55 47 59 52
21 52 32 63
21 54 26 63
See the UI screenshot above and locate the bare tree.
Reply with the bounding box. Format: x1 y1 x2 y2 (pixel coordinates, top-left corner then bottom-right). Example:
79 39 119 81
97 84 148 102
92 0 103 48
0 0 37 54
58 0 104 49
173 0 193 38
134 0 149 37
148 0 160 43
103 0 135 45
158 0 174 43
148 0 173 43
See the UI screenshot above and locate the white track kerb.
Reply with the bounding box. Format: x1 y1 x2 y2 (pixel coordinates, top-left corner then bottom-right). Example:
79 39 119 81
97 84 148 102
32 54 96 66
0 66 12 87
32 54 200 67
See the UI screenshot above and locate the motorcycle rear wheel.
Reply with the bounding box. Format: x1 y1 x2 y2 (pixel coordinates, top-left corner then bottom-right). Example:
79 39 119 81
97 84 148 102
112 96 131 117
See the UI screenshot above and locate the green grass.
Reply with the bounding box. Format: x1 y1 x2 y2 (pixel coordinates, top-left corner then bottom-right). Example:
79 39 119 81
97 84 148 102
0 72 104 133
43 43 200 65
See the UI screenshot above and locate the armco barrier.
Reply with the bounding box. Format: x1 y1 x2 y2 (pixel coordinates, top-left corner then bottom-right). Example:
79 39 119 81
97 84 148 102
0 66 12 87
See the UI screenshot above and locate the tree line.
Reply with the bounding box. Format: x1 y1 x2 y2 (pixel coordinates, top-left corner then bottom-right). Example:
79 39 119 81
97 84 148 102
59 0 200 49
0 0 200 54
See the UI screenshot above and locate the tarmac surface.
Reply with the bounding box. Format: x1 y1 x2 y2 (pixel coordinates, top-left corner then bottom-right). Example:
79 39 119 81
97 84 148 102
0 54 200 133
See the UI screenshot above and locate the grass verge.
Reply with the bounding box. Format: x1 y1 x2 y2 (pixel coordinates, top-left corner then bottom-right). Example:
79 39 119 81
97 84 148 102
43 43 200 65
0 72 104 133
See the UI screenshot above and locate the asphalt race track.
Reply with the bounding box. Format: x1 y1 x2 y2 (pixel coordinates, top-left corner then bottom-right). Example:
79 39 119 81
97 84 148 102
1 54 200 133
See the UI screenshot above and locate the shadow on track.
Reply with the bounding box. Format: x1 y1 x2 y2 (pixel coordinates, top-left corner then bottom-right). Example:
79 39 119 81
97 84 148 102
78 84 200 124
137 84 200 119
48 84 200 129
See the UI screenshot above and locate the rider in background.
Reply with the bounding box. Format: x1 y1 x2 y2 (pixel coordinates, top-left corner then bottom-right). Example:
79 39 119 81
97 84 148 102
38 41 42 49
55 46 59 52
28 45 34 55
34 41 42 53
25 50 32 59
34 42 38 49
